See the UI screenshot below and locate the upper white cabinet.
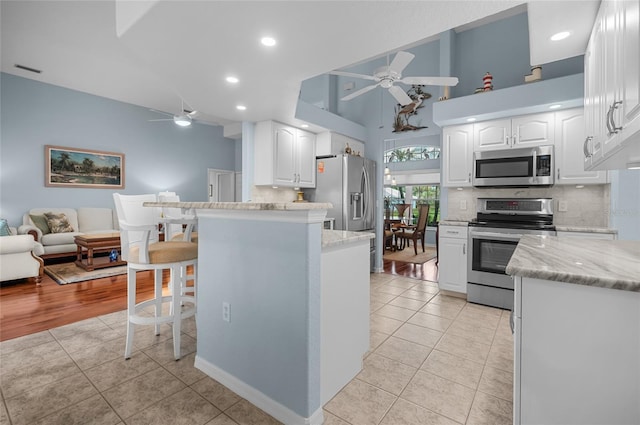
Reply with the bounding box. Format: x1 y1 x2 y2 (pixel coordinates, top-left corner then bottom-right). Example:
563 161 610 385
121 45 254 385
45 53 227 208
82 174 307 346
474 112 555 151
584 0 640 170
442 125 473 187
555 108 608 185
254 121 316 188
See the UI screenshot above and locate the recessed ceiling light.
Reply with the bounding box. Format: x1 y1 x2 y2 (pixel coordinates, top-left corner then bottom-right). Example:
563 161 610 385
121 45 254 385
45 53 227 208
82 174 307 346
236 105 247 111
550 31 571 41
261 36 276 47
467 117 477 122
300 124 309 128
549 104 562 109
226 76 239 84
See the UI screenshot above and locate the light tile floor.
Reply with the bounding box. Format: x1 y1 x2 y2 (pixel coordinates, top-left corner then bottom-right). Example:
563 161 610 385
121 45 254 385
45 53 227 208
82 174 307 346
0 274 513 425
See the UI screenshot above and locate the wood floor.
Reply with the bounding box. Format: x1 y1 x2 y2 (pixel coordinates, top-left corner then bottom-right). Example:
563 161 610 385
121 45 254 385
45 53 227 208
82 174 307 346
1 256 438 342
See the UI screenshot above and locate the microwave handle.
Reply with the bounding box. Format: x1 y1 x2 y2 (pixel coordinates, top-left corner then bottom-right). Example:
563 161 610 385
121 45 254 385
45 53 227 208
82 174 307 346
532 149 537 182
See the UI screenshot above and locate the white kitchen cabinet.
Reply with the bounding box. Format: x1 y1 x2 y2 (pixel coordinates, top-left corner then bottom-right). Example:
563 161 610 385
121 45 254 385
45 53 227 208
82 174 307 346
442 125 473 187
514 276 640 425
474 112 555 151
254 120 316 188
437 225 467 294
554 108 608 185
584 0 640 170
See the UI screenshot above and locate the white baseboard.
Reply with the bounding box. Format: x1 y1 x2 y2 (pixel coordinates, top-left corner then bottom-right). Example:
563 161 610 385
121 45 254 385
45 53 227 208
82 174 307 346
194 355 324 425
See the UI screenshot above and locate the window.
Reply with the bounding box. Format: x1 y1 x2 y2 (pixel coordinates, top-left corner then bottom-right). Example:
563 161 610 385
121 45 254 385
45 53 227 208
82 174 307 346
384 146 440 163
384 185 440 226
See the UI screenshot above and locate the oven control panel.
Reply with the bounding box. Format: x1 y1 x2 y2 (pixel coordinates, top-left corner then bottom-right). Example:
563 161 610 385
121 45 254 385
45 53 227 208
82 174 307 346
478 198 553 215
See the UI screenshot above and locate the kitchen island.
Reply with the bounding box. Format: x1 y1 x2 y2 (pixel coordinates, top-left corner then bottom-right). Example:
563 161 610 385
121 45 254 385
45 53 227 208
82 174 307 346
506 235 640 425
144 201 373 425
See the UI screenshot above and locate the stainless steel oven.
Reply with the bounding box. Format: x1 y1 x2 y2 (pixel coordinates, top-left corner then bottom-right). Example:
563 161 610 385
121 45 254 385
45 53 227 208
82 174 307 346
467 198 555 310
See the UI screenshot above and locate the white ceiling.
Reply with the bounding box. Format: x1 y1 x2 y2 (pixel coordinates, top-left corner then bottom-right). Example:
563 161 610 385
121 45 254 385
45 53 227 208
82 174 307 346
0 1 599 133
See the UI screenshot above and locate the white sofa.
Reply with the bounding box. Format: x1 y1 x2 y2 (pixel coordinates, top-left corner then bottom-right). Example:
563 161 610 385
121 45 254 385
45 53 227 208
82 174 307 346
19 208 118 260
0 227 44 284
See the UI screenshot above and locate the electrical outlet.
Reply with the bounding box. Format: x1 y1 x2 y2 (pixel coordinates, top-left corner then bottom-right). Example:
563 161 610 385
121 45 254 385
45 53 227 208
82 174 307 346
460 200 467 210
222 302 230 322
558 200 568 212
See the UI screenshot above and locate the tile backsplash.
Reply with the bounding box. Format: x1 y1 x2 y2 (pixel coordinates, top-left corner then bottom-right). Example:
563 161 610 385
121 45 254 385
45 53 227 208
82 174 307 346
446 184 611 227
251 185 299 203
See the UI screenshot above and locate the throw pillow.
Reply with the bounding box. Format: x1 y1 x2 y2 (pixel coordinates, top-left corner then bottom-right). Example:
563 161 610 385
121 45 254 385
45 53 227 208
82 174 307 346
43 212 74 233
29 214 51 235
0 219 12 236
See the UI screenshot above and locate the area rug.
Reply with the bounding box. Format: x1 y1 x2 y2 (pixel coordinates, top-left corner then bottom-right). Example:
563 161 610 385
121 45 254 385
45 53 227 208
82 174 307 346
44 262 127 285
383 246 437 264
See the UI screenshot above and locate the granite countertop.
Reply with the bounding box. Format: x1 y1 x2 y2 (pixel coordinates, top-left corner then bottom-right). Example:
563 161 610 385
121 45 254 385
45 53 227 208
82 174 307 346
439 220 468 227
555 226 618 234
322 230 375 248
506 235 640 292
144 201 332 210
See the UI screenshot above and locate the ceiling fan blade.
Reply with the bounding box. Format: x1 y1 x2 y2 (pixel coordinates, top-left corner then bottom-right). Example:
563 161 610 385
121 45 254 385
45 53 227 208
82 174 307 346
341 83 380 101
328 71 377 81
389 51 415 74
149 108 173 117
399 76 460 86
148 118 173 122
388 85 413 105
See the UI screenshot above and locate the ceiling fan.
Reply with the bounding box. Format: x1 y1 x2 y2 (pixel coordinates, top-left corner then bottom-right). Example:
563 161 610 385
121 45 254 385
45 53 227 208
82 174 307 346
329 51 459 105
149 99 198 127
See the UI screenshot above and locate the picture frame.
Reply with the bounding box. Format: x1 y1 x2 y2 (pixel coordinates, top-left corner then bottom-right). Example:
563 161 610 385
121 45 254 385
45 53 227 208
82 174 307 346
45 145 125 189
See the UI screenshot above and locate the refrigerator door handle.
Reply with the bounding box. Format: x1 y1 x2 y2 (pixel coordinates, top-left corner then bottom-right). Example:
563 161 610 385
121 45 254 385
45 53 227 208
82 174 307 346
362 166 371 227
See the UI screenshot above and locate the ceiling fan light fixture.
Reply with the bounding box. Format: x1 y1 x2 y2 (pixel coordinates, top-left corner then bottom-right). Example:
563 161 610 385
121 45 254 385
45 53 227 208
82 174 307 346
173 115 192 127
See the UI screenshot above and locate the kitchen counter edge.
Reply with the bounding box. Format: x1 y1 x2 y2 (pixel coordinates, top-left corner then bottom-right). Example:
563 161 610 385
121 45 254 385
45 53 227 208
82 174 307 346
506 235 640 292
144 201 332 211
322 230 375 248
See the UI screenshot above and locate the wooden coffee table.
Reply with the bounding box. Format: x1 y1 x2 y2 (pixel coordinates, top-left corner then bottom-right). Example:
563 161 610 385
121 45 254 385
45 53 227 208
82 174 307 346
74 233 126 271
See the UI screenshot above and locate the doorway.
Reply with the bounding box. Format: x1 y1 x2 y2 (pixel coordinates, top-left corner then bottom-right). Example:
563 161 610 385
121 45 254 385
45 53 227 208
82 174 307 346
207 168 236 202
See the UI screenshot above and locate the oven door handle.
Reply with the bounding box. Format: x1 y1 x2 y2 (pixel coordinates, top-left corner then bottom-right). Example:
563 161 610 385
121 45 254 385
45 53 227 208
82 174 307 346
470 231 523 241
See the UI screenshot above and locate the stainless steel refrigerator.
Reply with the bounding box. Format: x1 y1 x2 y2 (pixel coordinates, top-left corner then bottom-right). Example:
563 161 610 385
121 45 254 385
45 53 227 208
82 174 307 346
307 154 376 232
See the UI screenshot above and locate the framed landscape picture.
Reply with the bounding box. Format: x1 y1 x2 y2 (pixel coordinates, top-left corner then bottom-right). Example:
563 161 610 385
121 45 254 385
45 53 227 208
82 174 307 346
45 145 125 188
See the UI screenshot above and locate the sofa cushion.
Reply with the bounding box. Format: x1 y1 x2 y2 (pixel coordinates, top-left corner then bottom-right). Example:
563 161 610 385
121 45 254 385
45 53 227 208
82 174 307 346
41 231 81 246
29 214 51 235
44 212 75 233
0 219 12 236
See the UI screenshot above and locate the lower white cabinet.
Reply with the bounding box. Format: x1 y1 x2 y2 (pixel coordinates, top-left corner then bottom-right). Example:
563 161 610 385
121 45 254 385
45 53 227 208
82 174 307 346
437 225 468 293
514 276 640 425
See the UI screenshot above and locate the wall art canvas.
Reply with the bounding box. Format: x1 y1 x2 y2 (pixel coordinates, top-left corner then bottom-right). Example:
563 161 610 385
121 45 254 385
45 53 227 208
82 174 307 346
45 145 124 188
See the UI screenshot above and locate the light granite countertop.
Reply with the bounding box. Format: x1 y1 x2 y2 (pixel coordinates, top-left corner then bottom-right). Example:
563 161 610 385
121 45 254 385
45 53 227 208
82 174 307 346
555 226 618 234
506 235 640 292
322 230 374 248
144 201 332 210
439 220 469 227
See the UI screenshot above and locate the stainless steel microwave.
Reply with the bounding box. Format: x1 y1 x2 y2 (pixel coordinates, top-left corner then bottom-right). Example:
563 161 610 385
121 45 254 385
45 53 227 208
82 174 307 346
473 145 554 187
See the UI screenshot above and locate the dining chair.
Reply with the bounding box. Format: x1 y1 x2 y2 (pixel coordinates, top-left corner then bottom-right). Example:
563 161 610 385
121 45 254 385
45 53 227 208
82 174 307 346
397 204 430 255
158 191 198 243
113 193 198 360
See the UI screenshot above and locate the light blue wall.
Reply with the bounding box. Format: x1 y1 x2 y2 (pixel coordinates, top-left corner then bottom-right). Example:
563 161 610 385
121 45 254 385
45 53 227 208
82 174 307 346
197 215 322 417
0 73 236 225
610 170 640 240
452 12 583 98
